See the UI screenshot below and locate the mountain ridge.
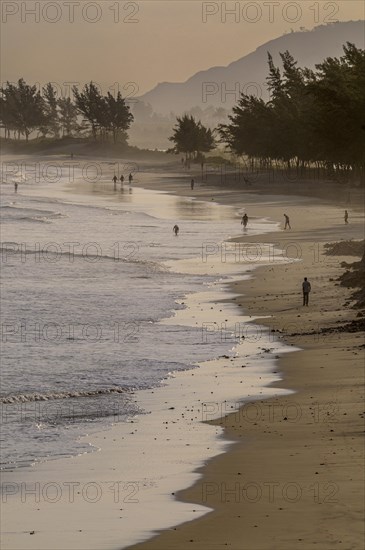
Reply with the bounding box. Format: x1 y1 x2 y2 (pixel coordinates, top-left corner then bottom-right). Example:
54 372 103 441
139 21 364 115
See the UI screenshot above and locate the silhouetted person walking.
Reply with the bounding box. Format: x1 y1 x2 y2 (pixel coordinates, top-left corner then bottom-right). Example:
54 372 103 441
284 213 291 230
14 182 18 193
129 173 133 185
344 210 349 224
112 175 117 190
241 213 248 228
302 277 311 306
173 224 179 236
120 175 124 186
191 178 194 190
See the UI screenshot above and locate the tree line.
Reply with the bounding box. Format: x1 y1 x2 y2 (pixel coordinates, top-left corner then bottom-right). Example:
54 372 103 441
2 42 364 183
219 42 365 181
0 80 133 144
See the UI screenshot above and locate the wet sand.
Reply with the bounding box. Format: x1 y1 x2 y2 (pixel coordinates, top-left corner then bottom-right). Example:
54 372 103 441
1 158 364 549
0 160 297 550
128 169 364 549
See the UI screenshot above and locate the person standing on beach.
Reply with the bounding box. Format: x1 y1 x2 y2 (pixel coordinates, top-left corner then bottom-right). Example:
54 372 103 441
344 210 349 224
120 175 124 186
191 178 195 190
284 213 291 230
302 277 311 306
241 213 248 229
14 182 18 193
173 224 179 236
112 175 118 190
129 173 133 185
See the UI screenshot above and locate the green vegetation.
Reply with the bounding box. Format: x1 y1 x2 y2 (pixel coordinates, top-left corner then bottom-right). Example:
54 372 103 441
167 115 215 160
219 43 365 183
0 80 133 145
2 42 364 182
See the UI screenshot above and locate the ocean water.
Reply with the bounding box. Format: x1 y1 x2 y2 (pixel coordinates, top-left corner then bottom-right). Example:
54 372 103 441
0 157 279 471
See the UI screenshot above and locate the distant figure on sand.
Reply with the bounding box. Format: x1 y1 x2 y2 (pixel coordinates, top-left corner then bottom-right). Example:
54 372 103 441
173 224 179 236
120 175 124 186
191 178 194 190
302 277 311 306
344 210 349 224
284 213 291 230
241 213 248 228
129 173 133 185
112 175 118 190
14 182 18 193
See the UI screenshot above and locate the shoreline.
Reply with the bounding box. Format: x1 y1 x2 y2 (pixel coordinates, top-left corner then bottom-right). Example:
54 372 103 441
1 160 297 549
127 172 364 549
1 157 364 549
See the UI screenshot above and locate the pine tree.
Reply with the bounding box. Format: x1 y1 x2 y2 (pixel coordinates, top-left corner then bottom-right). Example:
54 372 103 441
0 79 46 140
168 115 215 159
103 92 134 144
58 97 83 137
73 82 104 140
41 83 60 137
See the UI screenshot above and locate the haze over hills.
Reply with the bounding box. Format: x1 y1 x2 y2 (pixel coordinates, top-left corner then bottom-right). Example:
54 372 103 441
139 21 364 116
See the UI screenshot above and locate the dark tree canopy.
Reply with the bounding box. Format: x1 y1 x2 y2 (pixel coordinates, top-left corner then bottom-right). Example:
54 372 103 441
103 92 134 144
41 83 60 138
168 115 215 159
0 79 46 140
219 43 365 181
0 79 134 144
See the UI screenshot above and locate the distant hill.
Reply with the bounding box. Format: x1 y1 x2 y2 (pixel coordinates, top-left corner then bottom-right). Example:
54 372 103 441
139 21 364 115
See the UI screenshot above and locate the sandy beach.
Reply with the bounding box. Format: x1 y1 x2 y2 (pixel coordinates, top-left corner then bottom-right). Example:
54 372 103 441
1 158 364 550
126 169 364 549
2 5 364 548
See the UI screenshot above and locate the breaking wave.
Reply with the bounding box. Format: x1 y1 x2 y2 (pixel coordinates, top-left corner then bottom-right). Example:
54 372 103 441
1 387 133 404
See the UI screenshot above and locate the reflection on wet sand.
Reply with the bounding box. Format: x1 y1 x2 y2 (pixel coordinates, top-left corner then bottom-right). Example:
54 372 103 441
64 167 237 223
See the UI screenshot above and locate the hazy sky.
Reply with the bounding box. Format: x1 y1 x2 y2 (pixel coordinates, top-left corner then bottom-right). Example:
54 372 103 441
1 0 364 96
